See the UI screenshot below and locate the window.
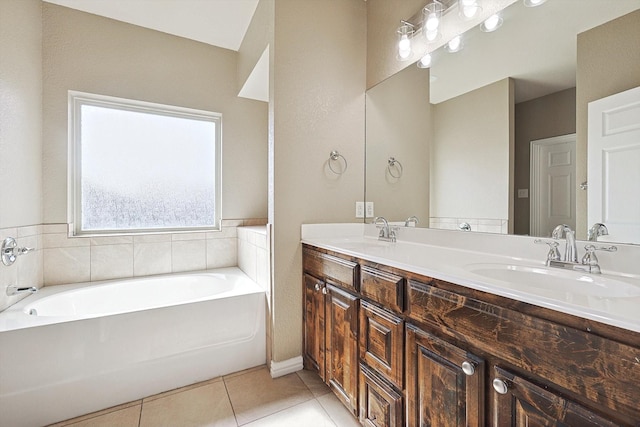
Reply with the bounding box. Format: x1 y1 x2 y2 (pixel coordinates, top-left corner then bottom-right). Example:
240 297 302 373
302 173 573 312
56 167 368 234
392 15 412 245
69 91 221 235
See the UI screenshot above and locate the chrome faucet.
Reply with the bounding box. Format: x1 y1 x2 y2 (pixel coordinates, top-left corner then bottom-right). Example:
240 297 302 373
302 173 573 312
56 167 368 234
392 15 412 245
404 216 419 227
6 286 38 296
537 224 617 274
588 223 609 241
551 224 578 263
373 216 396 242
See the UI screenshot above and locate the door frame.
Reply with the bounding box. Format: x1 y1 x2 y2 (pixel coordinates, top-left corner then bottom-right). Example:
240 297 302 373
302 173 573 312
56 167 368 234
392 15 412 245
530 133 576 237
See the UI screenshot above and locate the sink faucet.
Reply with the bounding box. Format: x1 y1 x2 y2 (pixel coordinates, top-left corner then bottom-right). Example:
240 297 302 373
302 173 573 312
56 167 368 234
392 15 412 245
373 216 396 242
404 216 418 227
588 223 609 241
551 224 578 263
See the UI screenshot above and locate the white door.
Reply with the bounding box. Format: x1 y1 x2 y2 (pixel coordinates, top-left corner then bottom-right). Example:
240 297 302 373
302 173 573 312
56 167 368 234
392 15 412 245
530 134 577 237
588 86 640 244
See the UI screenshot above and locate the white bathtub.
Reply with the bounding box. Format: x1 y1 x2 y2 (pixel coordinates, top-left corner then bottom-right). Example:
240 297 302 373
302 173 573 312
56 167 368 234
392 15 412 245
0 268 266 427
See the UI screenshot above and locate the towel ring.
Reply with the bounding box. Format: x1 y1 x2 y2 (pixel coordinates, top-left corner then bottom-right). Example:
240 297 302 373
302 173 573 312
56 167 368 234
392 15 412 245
328 150 348 175
387 157 403 178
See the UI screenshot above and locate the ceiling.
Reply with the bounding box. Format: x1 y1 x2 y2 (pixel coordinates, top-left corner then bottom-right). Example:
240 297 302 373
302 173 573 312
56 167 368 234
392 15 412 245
42 0 260 51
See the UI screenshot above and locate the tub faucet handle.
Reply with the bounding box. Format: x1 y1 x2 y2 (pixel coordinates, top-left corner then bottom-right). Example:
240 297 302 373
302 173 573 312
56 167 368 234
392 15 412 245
6 286 38 296
1 237 34 266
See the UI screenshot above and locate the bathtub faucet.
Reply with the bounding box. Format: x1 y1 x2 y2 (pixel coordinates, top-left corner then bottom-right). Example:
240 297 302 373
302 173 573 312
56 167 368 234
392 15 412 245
6 286 38 296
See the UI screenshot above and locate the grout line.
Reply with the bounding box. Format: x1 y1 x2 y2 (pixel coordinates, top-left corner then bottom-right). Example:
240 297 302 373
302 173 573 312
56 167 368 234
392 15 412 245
222 375 240 426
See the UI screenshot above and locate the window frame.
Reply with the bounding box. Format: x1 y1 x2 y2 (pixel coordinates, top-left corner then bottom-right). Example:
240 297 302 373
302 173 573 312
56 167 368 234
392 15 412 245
68 91 222 236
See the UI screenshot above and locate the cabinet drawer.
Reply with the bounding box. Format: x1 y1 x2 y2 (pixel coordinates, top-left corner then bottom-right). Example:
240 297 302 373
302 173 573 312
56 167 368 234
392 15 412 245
407 279 640 422
359 363 403 427
360 266 404 313
303 247 359 291
359 300 404 389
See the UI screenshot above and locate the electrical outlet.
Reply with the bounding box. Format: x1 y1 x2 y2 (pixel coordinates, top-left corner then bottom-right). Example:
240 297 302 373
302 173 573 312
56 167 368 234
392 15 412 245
365 202 374 218
517 189 529 198
355 201 364 218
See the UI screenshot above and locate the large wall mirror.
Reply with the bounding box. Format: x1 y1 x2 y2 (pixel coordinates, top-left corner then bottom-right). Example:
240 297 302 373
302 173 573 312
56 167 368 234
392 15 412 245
365 0 640 245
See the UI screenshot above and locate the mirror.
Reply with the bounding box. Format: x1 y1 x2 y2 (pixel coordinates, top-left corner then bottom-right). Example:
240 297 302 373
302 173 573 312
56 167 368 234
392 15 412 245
365 0 640 244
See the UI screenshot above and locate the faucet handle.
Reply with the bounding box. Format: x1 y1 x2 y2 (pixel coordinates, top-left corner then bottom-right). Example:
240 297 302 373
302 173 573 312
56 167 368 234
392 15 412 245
534 239 561 261
581 244 617 273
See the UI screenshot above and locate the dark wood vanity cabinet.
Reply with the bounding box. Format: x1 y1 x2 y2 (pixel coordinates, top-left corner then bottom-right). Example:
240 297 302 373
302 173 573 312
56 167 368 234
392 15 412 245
302 245 640 427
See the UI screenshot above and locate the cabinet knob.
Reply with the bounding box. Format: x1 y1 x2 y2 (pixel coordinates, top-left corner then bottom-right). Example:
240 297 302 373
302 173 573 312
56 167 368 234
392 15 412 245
461 361 475 376
322 287 328 295
314 283 322 291
492 378 509 395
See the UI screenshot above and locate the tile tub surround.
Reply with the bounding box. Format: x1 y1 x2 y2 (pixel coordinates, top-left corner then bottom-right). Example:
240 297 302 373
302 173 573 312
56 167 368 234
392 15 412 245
301 223 640 333
49 366 360 427
1 220 267 311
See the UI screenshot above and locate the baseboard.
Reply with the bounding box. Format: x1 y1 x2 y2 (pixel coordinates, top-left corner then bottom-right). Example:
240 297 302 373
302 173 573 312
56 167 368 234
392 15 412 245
270 356 303 378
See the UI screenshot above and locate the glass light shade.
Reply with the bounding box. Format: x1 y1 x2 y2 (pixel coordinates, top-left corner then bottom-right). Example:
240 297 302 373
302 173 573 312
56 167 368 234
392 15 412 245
444 35 463 53
524 0 547 6
396 24 415 61
458 0 482 20
417 53 432 68
423 2 443 34
480 13 503 32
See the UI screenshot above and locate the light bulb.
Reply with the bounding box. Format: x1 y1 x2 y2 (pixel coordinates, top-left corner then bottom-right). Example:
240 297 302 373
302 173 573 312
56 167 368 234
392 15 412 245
524 0 547 7
480 13 502 32
425 30 439 42
445 36 462 53
417 53 432 68
398 34 411 59
458 0 482 20
425 13 440 31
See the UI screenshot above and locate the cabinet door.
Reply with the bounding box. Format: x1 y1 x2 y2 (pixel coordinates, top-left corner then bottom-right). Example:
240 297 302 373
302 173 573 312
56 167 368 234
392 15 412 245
492 367 621 427
406 324 485 427
303 274 325 380
325 284 359 415
359 363 403 427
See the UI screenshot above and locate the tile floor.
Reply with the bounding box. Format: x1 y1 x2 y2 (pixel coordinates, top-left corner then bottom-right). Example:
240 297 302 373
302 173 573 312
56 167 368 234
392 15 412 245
48 366 362 427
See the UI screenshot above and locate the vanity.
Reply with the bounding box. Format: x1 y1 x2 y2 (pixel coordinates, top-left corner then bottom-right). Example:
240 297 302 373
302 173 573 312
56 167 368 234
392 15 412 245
301 224 640 426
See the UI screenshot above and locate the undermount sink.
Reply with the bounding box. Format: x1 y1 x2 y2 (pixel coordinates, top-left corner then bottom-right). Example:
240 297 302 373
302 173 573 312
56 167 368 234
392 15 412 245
464 263 640 298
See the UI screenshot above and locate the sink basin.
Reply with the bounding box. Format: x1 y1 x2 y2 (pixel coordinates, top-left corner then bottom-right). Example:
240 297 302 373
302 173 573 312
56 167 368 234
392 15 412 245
464 263 640 298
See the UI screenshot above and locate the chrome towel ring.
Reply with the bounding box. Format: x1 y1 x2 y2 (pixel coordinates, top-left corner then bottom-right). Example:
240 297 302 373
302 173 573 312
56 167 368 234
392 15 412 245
328 150 348 175
387 157 403 178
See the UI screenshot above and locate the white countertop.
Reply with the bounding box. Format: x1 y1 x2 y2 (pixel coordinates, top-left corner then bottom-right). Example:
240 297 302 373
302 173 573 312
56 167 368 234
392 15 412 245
301 224 640 334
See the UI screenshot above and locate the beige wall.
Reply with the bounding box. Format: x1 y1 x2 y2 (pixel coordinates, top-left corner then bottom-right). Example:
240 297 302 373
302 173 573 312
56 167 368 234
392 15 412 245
42 3 268 224
431 78 514 223
0 0 43 229
576 9 640 239
514 88 576 236
270 0 366 362
238 0 272 94
366 65 430 224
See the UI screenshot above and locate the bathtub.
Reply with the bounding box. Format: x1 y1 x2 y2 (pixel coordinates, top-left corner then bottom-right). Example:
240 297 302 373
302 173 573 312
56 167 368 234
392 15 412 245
0 267 266 427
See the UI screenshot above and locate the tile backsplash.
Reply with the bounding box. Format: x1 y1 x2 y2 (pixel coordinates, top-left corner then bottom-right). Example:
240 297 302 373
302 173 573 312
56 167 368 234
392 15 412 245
0 219 268 312
429 217 509 234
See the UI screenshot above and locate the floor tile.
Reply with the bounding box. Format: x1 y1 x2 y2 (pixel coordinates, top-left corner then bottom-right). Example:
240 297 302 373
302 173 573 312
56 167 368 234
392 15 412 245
317 393 362 427
139 382 236 427
143 377 223 403
225 367 314 425
54 404 141 427
296 369 331 397
242 400 336 427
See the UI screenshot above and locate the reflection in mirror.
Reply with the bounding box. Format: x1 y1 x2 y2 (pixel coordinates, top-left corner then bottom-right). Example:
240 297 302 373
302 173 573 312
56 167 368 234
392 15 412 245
365 0 640 244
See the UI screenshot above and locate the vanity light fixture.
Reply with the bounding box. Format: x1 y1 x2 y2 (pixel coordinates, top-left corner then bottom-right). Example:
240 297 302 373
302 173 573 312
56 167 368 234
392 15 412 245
523 0 547 7
397 21 415 60
445 35 463 53
417 53 432 68
480 13 503 32
423 1 444 42
458 0 482 20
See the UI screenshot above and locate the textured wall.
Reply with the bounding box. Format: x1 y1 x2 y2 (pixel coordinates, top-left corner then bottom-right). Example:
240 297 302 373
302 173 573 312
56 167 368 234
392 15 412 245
42 3 267 224
576 9 640 239
0 0 43 229
270 0 366 363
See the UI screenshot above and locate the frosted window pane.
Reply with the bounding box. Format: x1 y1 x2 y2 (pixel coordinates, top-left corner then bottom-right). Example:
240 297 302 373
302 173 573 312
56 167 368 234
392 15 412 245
80 104 217 231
